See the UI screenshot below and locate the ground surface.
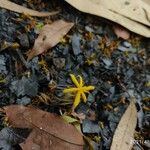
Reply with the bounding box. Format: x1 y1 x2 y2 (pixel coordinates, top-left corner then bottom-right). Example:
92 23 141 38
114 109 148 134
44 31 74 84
0 0 150 150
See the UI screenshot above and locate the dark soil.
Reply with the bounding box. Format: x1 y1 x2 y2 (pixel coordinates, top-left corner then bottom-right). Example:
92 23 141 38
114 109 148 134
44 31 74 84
0 0 150 150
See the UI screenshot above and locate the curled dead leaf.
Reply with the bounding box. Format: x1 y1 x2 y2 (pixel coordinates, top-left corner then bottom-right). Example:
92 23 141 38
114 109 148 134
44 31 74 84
1 105 84 150
113 25 130 40
27 20 74 60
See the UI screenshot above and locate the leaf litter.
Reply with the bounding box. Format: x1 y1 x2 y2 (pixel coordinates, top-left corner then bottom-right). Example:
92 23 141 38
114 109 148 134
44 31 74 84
65 0 150 37
0 0 150 150
0 0 59 17
0 105 84 150
27 19 74 60
0 127 31 149
110 100 137 150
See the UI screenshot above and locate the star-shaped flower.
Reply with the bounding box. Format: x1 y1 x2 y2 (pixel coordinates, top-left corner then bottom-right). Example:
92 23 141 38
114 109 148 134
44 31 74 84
63 74 95 109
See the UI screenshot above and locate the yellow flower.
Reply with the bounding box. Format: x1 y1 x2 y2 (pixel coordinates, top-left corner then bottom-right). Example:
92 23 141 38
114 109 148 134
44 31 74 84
63 74 95 109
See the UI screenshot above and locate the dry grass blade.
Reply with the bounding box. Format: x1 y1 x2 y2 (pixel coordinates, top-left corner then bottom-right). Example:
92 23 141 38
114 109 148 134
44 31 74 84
0 0 59 17
110 100 137 150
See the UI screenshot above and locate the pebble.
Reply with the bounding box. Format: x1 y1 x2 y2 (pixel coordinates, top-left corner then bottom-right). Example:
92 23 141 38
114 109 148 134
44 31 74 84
10 76 38 97
0 55 7 74
53 58 65 69
102 58 112 68
18 34 30 48
85 26 94 32
118 45 127 51
82 119 100 133
17 96 31 105
95 26 103 34
123 41 131 48
71 33 81 55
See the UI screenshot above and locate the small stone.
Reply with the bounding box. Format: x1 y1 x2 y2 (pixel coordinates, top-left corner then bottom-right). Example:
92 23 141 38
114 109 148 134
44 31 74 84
71 33 81 55
62 47 69 55
118 45 127 52
95 26 103 34
87 93 95 104
10 76 38 97
102 58 112 68
18 34 30 48
123 41 131 48
85 26 94 32
128 48 137 53
53 58 65 69
0 55 5 65
17 96 31 105
126 69 134 78
0 55 7 74
82 119 100 133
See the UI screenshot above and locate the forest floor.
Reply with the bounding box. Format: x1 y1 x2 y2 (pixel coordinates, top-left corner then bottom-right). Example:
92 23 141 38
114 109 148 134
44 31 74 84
0 0 150 149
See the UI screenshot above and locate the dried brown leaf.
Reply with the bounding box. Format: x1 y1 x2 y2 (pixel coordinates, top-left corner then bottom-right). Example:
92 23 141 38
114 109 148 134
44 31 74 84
110 100 137 150
27 20 74 60
143 0 150 5
65 0 150 37
2 105 84 150
113 25 130 40
0 0 59 17
95 0 150 27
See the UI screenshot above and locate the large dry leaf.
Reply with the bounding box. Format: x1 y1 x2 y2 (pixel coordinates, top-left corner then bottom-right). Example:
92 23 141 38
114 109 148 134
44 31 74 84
65 0 150 37
0 0 59 17
1 105 84 150
27 20 74 60
92 0 150 27
143 0 150 5
110 100 137 150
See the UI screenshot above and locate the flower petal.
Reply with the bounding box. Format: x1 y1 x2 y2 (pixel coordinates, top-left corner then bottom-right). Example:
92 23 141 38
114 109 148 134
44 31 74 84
63 88 78 93
81 92 87 102
73 91 81 109
70 74 80 87
79 75 84 87
82 86 95 91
